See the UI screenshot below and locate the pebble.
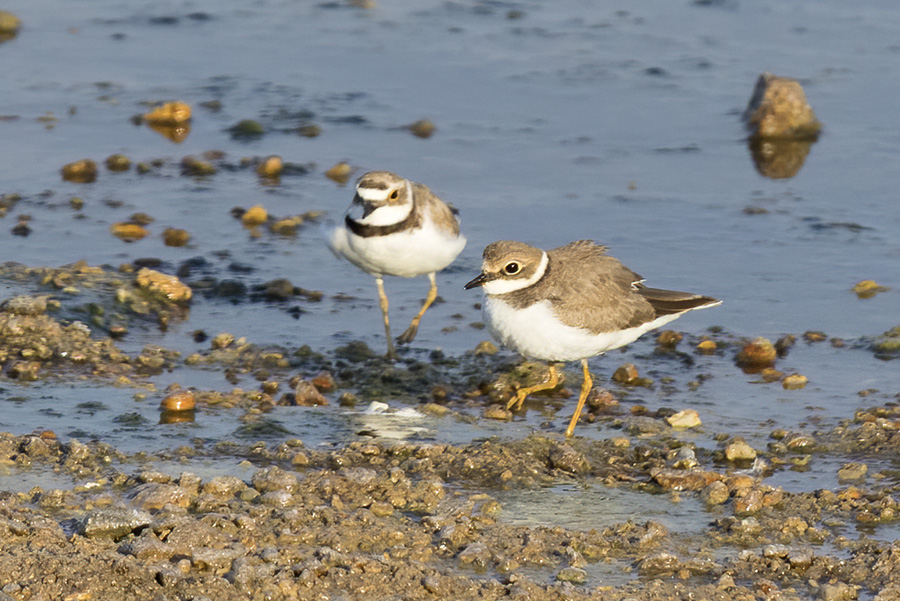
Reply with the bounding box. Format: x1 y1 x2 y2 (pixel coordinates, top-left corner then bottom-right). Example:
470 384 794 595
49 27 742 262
408 119 436 138
251 465 299 494
325 161 353 184
782 373 808 389
0 11 21 35
837 462 867 481
725 440 757 462
61 159 98 183
483 405 511 421
666 409 701 429
241 205 268 227
555 567 587 584
78 507 152 539
736 337 776 367
229 119 264 137
180 156 217 176
110 222 148 241
656 330 683 347
853 279 890 299
696 339 717 353
160 390 195 412
144 101 191 125
135 268 192 302
256 155 283 179
294 379 329 406
126 482 191 511
162 228 191 247
701 481 730 505
612 362 640 384
105 154 132 171
743 72 821 139
211 332 235 349
473 340 498 355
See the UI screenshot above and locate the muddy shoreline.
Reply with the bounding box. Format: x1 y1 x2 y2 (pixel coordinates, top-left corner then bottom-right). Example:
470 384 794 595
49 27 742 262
3 409 900 601
0 271 899 600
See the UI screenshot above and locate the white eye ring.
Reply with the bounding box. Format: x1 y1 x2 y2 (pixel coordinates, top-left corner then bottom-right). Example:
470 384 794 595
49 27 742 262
504 262 520 275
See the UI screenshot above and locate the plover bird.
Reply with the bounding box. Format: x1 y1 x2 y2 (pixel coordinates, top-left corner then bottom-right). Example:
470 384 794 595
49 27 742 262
465 239 720 437
327 171 466 358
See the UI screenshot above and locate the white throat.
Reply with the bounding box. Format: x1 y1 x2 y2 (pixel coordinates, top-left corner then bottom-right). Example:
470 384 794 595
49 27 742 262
482 251 548 295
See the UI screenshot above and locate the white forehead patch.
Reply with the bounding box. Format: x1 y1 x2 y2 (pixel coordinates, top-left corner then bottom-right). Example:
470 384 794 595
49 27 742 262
356 187 391 202
482 251 548 295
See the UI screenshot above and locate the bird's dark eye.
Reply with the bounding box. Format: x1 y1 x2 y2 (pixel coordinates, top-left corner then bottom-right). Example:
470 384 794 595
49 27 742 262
389 190 399 200
504 262 520 275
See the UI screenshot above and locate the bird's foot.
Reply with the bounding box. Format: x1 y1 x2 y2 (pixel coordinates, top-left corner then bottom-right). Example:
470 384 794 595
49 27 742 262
396 323 419 345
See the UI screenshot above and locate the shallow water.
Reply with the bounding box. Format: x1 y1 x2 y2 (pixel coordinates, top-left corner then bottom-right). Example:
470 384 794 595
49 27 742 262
1 0 899 540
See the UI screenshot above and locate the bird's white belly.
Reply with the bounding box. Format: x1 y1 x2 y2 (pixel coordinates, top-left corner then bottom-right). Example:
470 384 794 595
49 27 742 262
327 221 466 278
483 297 681 362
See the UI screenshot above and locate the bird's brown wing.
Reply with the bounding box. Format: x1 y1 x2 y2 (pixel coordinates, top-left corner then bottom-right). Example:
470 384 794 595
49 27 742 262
539 241 657 334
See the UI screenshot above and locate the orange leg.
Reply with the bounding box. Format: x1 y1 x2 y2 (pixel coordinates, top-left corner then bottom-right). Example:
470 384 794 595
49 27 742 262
375 277 398 360
507 364 559 411
397 272 437 345
565 359 592 437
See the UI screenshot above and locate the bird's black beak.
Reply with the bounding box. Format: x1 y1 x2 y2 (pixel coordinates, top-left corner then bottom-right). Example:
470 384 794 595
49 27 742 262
464 272 488 290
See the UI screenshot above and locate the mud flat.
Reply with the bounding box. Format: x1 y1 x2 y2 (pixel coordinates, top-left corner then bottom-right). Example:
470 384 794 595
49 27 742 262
3 392 900 600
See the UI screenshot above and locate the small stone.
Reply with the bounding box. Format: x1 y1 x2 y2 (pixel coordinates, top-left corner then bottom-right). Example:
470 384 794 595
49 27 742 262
782 373 808 390
853 279 890 299
325 161 353 184
483 405 511 421
241 205 268 227
105 154 132 171
160 390 195 412
819 583 858 601
229 119 265 138
696 339 717 353
256 155 283 179
61 159 98 183
180 156 217 176
370 501 393 517
0 11 22 37
297 124 321 137
473 340 497 356
144 101 191 125
775 334 796 356
656 330 683 347
612 362 640 385
136 268 192 302
725 440 757 462
555 567 587 585
110 222 148 242
211 332 235 349
743 72 821 139
802 331 826 344
311 371 336 393
736 337 776 368
294 379 328 406
666 409 701 429
701 481 729 505
669 446 698 469
126 482 190 511
408 119 436 138
1 295 48 316
162 227 191 247
79 507 152 539
837 462 867 481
